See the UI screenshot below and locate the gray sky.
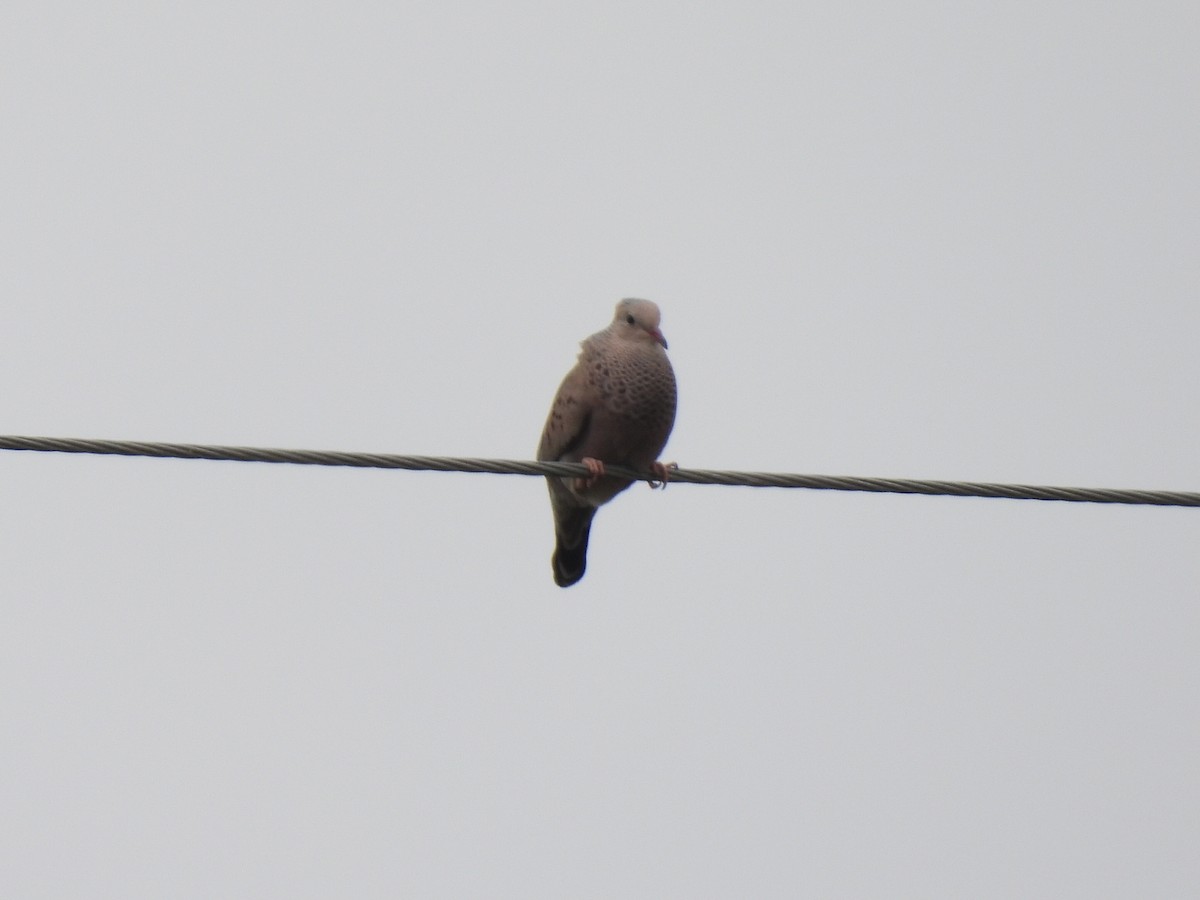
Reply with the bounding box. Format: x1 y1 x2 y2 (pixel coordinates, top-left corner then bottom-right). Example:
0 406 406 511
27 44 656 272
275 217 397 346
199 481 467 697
3 2 1198 897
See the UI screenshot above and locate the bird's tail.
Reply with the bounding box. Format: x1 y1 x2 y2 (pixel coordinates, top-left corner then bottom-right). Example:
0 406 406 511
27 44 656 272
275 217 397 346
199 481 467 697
552 506 596 588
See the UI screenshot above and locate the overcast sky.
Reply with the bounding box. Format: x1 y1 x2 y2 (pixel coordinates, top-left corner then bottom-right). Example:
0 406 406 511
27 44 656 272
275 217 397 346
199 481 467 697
3 2 1198 897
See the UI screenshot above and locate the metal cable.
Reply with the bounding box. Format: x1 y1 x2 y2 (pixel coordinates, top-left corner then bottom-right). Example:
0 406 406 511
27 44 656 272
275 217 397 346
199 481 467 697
1 434 1197 508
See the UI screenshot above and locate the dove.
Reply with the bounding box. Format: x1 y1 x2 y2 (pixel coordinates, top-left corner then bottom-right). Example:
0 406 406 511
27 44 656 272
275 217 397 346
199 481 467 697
537 298 678 587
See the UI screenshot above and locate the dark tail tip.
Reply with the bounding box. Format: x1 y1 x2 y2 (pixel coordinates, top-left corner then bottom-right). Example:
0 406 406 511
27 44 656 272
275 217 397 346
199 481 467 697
551 508 594 588
552 544 587 587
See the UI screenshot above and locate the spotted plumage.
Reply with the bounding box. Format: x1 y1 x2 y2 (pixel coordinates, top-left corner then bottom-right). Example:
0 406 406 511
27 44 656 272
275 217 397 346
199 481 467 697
537 299 677 587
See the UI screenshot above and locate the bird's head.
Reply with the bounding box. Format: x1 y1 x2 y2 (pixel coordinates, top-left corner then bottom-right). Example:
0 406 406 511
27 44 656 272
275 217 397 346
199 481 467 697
612 298 668 349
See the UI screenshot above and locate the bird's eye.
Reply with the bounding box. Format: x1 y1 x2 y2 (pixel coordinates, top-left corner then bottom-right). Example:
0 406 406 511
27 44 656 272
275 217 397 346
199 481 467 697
625 314 635 325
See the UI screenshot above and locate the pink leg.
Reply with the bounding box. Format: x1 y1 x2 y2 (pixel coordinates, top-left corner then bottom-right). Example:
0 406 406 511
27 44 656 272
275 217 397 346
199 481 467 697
575 457 607 491
648 461 678 489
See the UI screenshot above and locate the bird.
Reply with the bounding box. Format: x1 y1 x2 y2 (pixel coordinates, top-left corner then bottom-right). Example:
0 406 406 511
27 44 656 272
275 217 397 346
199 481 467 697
537 298 678 587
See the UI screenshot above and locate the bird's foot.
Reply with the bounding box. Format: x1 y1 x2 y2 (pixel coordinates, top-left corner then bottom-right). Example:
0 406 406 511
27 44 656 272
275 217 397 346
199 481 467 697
574 457 607 491
647 461 678 490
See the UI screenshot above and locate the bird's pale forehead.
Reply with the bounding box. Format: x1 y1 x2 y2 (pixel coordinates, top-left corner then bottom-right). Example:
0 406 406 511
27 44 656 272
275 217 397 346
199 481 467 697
615 298 661 322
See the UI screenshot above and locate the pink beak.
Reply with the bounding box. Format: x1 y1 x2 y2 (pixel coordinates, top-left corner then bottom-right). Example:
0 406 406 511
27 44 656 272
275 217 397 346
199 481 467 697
650 329 668 349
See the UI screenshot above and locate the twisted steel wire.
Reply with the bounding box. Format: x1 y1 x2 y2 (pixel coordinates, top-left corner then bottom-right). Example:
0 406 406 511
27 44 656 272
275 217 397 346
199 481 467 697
1 434 1197 508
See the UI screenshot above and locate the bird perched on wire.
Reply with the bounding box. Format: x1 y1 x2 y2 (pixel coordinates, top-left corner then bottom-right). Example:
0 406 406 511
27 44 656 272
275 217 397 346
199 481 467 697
537 298 678 587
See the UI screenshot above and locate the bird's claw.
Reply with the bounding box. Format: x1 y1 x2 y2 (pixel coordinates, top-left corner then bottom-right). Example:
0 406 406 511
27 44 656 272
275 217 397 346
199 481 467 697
575 457 607 491
647 461 678 490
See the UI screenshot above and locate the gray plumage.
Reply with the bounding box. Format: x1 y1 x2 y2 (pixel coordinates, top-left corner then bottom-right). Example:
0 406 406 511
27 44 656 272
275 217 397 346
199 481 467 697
537 298 678 587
